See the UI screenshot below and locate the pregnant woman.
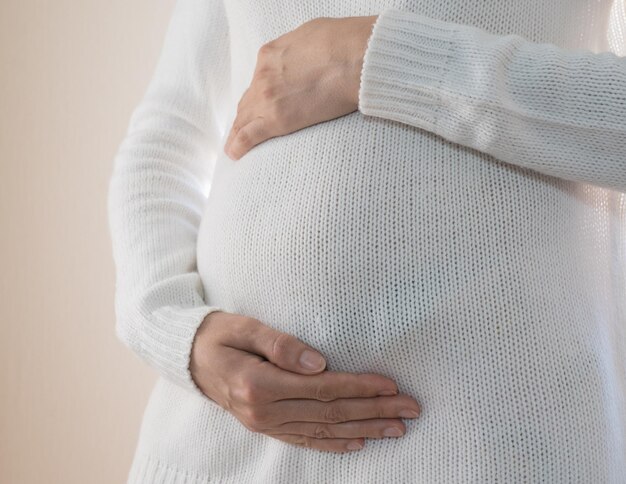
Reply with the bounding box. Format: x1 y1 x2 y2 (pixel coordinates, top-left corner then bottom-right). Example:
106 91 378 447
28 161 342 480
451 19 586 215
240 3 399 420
107 0 626 482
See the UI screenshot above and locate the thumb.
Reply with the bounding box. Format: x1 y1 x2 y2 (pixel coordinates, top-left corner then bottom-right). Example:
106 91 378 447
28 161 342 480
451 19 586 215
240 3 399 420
234 317 327 374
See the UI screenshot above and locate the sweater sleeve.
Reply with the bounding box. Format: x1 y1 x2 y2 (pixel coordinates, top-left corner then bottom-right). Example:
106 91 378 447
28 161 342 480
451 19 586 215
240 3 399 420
107 0 229 398
357 6 626 193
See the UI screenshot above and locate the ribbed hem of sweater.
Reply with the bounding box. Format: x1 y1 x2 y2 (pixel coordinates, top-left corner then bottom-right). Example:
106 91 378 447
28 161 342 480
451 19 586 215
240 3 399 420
127 453 210 484
358 7 461 132
130 304 224 399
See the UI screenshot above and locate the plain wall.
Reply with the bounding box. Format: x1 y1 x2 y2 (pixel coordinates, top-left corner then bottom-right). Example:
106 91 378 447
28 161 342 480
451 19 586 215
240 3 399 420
0 1 177 482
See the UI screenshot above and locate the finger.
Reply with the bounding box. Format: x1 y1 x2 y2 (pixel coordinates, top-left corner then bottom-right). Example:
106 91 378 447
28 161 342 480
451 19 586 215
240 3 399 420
223 88 251 155
227 116 274 160
220 316 328 375
268 433 365 453
247 360 399 401
263 394 421 424
265 418 406 440
224 118 244 158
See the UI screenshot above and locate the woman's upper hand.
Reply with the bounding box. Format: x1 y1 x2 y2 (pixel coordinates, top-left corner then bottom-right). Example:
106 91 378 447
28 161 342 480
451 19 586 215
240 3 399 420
223 15 378 161
190 310 421 453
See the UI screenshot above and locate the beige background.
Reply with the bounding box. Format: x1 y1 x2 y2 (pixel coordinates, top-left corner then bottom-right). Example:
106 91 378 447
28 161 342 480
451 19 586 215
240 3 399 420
0 1 177 482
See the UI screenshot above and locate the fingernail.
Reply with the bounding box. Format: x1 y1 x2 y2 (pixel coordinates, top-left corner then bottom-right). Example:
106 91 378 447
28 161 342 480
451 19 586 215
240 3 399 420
399 409 420 418
299 350 325 370
383 427 403 437
347 440 364 450
377 389 398 396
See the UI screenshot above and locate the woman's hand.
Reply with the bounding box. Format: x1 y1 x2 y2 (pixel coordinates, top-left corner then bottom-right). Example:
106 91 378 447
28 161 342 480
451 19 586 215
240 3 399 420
190 311 421 453
223 15 378 160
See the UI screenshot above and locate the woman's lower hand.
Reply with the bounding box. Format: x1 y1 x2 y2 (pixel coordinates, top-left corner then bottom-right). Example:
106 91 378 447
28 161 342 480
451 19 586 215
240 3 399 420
190 311 421 453
223 15 378 161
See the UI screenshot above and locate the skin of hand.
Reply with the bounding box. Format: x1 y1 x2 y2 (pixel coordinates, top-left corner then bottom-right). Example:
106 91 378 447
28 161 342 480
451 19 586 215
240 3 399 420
223 15 378 160
190 311 421 453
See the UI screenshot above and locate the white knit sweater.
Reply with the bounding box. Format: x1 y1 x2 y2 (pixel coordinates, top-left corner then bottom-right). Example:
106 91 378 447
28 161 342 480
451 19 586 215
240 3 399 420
107 0 626 482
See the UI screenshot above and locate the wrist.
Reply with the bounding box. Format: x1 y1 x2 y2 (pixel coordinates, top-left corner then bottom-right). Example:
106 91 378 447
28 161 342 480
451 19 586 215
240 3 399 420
347 15 378 108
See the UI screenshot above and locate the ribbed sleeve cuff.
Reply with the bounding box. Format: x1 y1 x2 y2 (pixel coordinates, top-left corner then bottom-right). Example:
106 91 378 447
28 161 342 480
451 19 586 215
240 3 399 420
136 304 224 399
358 8 461 131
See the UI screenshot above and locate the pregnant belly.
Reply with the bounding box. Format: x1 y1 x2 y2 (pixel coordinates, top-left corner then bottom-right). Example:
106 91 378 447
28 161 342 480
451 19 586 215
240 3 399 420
203 112 540 350
197 113 470 367
197 110 600 372
196 113 619 477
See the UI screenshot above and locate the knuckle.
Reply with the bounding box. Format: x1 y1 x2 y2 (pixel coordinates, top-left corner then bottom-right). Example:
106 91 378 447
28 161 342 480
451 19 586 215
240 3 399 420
254 59 274 78
270 332 293 362
312 424 333 439
255 64 271 76
314 382 334 402
259 84 275 101
378 407 387 420
258 42 275 57
235 127 252 149
238 378 255 401
233 371 262 404
246 385 266 405
323 404 345 423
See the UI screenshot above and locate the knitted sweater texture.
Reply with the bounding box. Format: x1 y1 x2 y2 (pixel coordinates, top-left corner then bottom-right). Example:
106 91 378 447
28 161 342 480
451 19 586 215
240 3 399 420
107 0 626 482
